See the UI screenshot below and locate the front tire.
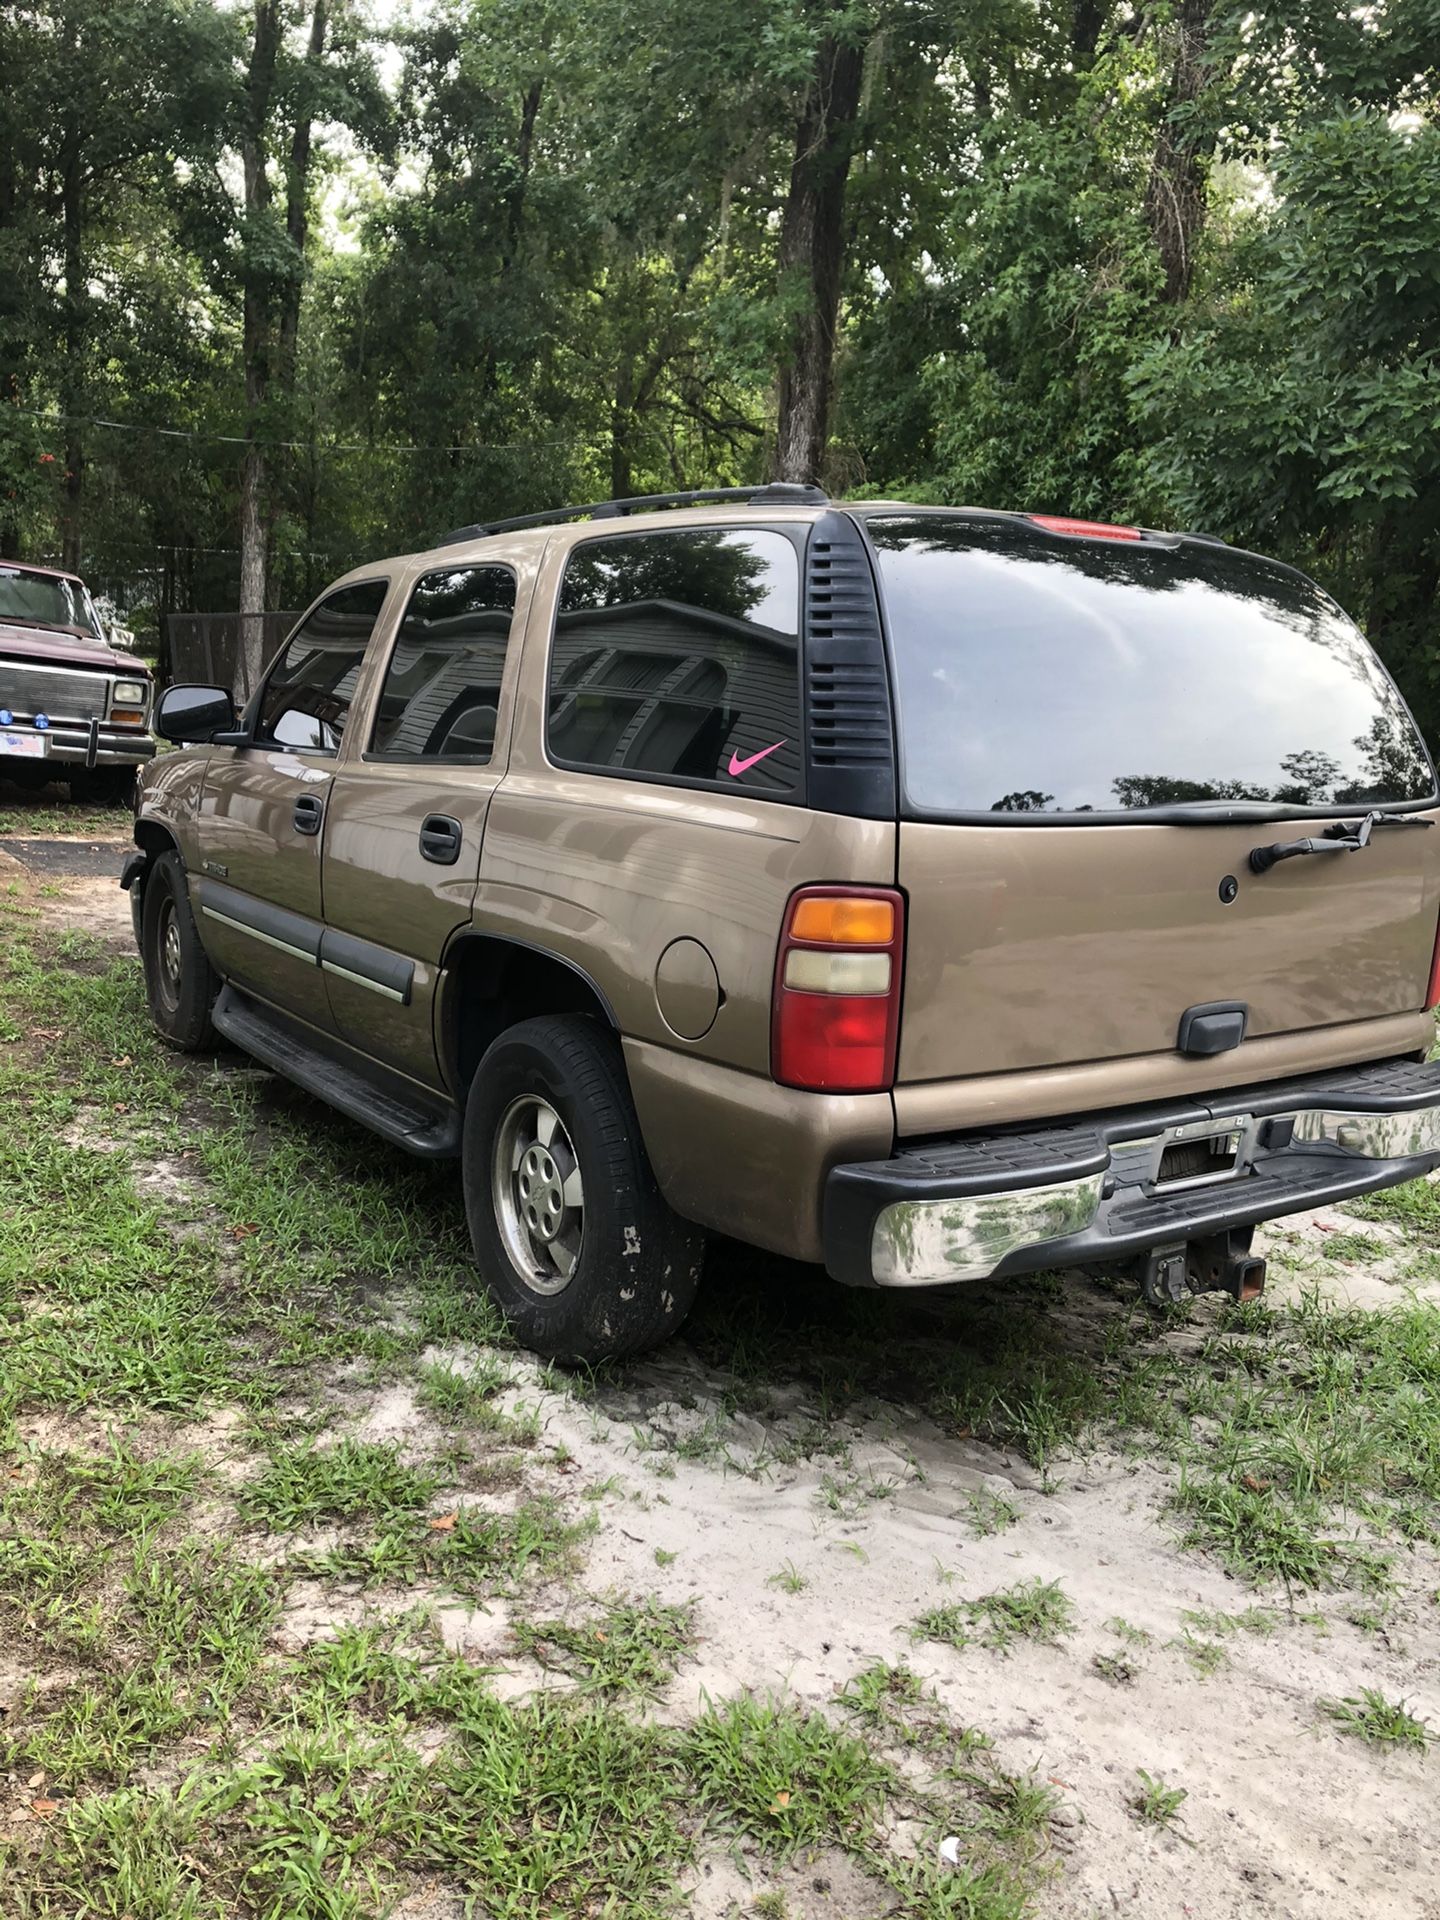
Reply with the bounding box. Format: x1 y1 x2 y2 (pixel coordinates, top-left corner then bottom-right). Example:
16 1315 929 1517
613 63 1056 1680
70 767 137 807
463 1016 704 1363
141 851 218 1051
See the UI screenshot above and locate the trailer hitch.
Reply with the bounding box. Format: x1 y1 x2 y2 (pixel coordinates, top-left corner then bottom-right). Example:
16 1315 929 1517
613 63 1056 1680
1140 1229 1266 1308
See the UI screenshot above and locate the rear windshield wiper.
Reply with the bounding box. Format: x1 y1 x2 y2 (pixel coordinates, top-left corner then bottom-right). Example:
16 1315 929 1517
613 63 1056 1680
1250 810 1432 874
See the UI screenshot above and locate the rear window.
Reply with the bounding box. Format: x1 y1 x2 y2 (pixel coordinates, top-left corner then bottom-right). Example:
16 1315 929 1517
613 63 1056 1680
867 516 1435 816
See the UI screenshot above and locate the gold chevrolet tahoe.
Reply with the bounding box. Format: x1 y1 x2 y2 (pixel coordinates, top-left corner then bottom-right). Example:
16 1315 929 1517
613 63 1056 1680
123 485 1440 1361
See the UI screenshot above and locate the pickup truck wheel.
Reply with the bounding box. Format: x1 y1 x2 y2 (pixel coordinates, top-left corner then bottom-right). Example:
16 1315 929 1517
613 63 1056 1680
463 1015 704 1363
70 768 136 807
141 852 218 1051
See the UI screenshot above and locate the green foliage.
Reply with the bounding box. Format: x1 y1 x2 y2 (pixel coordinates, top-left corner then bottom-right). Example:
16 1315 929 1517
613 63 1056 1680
4 2 1438 751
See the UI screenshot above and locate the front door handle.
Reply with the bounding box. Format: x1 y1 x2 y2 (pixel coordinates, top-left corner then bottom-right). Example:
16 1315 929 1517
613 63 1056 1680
293 792 324 836
420 814 462 865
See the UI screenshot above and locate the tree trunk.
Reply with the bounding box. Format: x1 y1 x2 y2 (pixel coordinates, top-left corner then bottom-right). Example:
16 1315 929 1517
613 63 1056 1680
277 0 326 389
610 352 635 501
59 101 84 571
1143 0 1216 305
237 0 282 694
0 116 27 558
1072 0 1111 63
480 77 544 406
771 31 866 486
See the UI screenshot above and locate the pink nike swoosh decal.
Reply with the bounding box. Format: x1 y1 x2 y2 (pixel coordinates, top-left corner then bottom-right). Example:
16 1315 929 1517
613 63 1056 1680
727 740 787 778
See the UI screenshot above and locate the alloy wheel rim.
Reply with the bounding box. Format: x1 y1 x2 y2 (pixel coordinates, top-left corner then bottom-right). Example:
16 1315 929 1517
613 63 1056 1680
492 1095 584 1296
158 899 182 1010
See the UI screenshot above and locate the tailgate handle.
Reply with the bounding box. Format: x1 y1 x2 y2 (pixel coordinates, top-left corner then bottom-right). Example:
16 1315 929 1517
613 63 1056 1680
1178 1001 1248 1057
420 814 462 865
293 792 324 836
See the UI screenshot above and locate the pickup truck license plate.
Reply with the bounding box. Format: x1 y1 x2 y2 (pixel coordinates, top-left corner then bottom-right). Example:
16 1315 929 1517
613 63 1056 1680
1 730 46 759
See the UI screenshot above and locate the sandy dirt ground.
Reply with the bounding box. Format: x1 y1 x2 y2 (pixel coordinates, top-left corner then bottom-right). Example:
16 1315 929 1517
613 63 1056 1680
5 828 1438 1920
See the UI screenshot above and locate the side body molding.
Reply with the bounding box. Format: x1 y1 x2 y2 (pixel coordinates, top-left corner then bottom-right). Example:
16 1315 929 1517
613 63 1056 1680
192 877 416 1004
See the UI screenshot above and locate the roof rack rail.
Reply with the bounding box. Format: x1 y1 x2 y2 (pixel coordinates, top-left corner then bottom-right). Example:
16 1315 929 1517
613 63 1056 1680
438 481 829 546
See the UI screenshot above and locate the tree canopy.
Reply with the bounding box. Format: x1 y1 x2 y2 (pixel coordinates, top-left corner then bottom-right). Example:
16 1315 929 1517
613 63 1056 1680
2 1 1437 737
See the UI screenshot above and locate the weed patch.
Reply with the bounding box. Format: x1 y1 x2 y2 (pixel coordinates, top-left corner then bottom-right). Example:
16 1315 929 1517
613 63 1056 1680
1320 1689 1430 1751
685 1695 892 1853
915 1579 1076 1654
515 1595 696 1697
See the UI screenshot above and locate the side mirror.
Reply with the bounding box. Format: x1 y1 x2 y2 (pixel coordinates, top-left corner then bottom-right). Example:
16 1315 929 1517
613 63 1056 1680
155 684 237 744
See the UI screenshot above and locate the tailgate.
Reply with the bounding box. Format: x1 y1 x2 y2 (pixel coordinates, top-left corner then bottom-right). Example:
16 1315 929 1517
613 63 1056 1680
861 508 1440 1106
897 814 1440 1085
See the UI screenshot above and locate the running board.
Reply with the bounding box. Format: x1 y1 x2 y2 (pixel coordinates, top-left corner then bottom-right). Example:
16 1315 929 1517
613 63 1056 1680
212 985 461 1159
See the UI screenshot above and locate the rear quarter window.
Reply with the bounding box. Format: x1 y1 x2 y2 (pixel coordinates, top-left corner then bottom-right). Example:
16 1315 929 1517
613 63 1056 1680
866 515 1435 817
546 527 802 796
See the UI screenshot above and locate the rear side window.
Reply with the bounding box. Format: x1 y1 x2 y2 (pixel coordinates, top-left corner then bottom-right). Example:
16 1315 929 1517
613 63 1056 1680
868 516 1436 816
256 581 388 753
547 528 802 795
370 566 516 761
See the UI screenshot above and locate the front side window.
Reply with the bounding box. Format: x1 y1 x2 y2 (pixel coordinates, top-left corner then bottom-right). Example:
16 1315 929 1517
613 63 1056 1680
547 528 802 795
370 565 516 760
868 515 1436 817
256 581 388 753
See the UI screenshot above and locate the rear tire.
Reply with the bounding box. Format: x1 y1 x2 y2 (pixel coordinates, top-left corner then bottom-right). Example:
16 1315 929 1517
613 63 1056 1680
141 851 218 1051
462 1015 705 1363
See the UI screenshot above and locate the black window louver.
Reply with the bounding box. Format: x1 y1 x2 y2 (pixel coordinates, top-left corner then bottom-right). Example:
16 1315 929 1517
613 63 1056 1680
803 512 896 819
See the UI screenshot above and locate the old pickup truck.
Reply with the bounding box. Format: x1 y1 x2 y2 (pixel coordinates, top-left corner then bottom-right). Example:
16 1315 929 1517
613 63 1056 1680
0 560 155 803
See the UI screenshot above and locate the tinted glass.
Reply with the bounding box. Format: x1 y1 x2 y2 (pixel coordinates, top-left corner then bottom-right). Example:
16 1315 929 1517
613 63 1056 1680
869 516 1435 815
371 566 516 760
548 528 801 793
256 581 387 752
0 566 102 638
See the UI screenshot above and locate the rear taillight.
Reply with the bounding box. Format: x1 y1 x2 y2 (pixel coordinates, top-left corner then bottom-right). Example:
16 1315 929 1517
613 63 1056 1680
1028 514 1143 542
772 885 905 1092
1426 912 1440 1011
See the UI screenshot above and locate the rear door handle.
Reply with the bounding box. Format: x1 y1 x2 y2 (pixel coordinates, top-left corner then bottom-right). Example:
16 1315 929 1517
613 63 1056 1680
293 793 324 836
420 814 462 865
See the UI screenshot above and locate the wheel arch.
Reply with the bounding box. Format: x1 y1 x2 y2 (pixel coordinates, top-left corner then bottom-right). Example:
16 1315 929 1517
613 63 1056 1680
439 932 620 1100
134 818 182 861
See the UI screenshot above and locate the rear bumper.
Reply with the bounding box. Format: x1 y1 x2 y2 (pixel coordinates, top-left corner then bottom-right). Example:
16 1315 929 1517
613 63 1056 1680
823 1056 1440 1288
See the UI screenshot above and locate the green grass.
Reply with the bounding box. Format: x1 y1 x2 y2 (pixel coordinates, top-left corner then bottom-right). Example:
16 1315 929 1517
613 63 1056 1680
684 1694 893 1853
243 1438 442 1528
514 1596 696 1697
915 1579 1076 1655
1347 1178 1440 1236
1092 1651 1138 1684
416 1355 514 1421
767 1559 807 1594
294 1493 590 1598
1320 1230 1388 1265
1106 1616 1152 1646
0 793 130 838
1320 1689 1430 1751
838 1660 996 1763
965 1487 1020 1536
1129 1769 1188 1832
7 863 1438 1915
